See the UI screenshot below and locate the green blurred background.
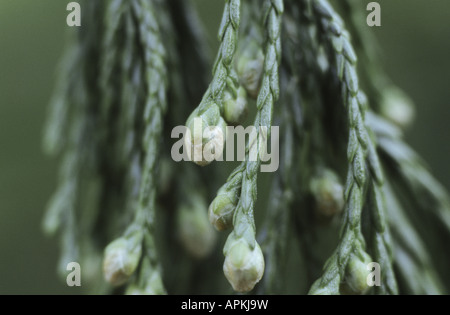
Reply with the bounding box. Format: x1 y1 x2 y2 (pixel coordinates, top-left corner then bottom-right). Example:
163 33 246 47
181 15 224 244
0 0 448 294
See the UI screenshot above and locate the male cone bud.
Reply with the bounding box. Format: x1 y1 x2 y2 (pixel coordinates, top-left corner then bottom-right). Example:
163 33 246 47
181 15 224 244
310 169 344 221
223 237 265 293
209 186 238 231
177 195 217 259
224 86 248 124
236 41 264 99
380 87 415 129
185 104 227 166
103 231 142 286
343 251 373 294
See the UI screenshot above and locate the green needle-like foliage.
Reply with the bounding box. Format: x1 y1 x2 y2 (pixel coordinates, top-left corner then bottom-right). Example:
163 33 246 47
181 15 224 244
44 0 450 295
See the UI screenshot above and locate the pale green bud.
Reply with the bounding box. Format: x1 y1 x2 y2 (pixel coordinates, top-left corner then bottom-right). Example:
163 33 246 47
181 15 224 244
343 252 372 295
103 231 142 286
236 41 264 99
177 197 217 259
310 169 344 220
224 86 248 124
380 87 415 129
208 187 238 231
223 239 265 293
185 104 227 166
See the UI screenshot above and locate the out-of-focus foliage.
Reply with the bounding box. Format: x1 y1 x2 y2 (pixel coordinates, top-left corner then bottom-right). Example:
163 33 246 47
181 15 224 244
0 0 449 294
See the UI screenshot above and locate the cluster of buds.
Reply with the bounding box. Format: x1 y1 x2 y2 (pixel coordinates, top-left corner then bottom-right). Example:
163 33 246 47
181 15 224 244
184 35 267 293
184 85 250 166
184 36 267 168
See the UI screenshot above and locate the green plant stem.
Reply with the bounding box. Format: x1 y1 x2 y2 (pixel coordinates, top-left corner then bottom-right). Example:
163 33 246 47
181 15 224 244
383 180 444 294
127 0 169 293
308 0 397 294
196 0 241 115
228 0 283 247
258 81 294 294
